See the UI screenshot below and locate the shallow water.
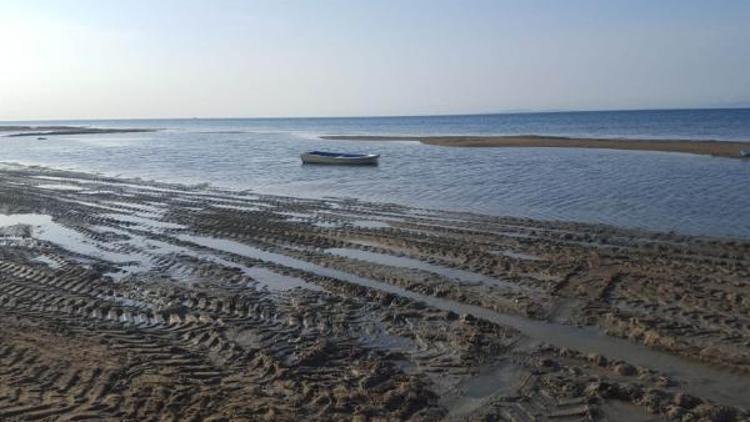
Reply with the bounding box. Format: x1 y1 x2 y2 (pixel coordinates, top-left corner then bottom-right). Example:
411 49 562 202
1 112 749 238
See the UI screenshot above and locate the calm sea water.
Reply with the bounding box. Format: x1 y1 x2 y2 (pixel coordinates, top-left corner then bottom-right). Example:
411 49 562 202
2 109 750 238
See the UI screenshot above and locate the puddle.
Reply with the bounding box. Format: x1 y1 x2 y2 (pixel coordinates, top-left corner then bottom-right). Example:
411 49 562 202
0 213 134 263
313 221 342 228
279 216 308 224
0 215 185 281
34 221 322 291
277 211 314 219
175 234 750 408
351 220 391 229
67 199 127 213
104 201 165 215
445 361 526 417
359 320 417 351
32 175 92 184
326 247 517 289
37 184 83 191
80 190 118 195
461 362 524 400
32 255 63 269
177 235 328 290
102 213 184 231
212 204 265 212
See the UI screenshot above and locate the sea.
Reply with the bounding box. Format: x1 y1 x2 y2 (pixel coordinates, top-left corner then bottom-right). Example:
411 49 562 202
2 108 750 238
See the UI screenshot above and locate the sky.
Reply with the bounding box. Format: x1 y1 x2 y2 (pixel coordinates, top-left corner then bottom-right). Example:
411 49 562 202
1 0 749 120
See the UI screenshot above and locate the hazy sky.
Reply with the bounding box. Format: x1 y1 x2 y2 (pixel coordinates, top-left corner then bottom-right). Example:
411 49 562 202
1 0 749 120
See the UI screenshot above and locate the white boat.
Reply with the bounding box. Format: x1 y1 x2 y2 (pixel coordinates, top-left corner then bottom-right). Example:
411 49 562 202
301 151 379 165
741 148 750 158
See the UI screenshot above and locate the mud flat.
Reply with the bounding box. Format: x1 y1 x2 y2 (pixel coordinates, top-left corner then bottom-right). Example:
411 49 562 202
321 134 750 158
0 165 749 420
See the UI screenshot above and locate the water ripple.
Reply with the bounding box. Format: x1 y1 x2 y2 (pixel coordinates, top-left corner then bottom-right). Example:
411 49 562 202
1 119 749 238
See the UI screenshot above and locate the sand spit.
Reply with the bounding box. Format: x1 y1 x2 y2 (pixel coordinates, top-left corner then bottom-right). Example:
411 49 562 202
321 135 750 158
0 166 748 420
0 126 82 132
2 125 156 137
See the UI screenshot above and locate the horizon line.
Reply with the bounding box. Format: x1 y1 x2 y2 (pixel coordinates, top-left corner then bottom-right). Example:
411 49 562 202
2 105 750 124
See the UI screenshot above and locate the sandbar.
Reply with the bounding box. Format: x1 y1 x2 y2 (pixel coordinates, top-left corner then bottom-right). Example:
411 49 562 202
321 134 750 158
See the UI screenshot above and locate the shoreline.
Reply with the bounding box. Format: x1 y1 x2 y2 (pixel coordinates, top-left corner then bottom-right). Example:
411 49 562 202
321 134 750 158
0 165 748 419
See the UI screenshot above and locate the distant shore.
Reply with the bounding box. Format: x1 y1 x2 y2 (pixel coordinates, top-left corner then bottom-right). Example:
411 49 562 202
1 125 156 137
321 135 750 158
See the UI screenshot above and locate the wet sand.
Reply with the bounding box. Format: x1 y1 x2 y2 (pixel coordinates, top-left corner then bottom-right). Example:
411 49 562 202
0 164 748 420
321 135 750 158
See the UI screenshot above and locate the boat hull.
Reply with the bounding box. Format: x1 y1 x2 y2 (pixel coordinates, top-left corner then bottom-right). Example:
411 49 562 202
301 153 379 165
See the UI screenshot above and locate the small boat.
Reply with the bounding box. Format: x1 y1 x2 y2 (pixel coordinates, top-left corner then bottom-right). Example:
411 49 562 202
741 148 750 158
301 151 379 165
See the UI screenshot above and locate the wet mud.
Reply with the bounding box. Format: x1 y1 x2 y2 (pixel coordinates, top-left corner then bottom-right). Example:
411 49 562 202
0 164 748 421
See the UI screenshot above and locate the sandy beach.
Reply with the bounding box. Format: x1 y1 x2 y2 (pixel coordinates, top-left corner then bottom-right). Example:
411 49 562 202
321 135 750 158
0 165 747 420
